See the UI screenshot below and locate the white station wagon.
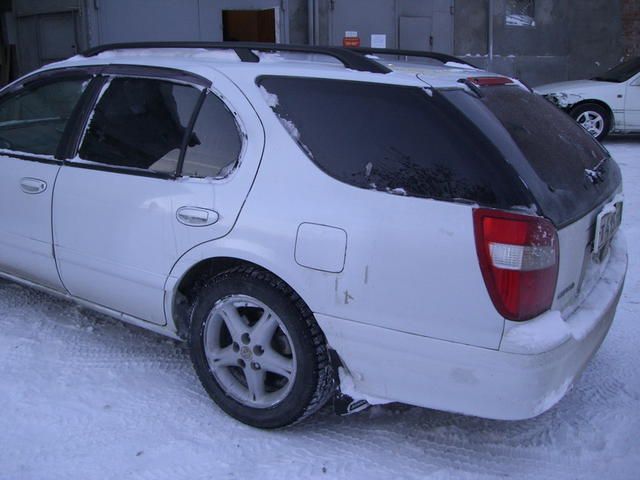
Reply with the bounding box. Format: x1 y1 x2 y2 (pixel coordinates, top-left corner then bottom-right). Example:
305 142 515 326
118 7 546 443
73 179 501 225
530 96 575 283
0 43 627 428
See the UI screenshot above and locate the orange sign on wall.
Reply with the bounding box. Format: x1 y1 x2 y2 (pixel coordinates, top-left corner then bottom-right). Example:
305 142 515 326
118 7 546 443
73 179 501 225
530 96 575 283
342 30 360 47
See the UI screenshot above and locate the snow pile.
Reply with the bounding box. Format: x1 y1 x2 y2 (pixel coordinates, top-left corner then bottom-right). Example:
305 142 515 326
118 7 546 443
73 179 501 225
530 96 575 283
444 61 476 70
259 85 279 108
501 309 571 354
96 48 241 62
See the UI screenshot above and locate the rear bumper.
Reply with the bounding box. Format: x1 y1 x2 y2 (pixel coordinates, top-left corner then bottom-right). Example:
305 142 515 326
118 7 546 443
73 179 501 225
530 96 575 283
316 233 627 420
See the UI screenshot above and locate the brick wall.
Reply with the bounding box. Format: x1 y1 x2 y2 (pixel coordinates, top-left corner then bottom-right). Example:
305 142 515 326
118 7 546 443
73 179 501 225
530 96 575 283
623 0 640 56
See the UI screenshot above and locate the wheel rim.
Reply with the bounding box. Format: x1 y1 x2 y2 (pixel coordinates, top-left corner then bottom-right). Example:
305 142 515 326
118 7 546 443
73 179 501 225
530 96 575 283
203 294 297 409
576 110 605 137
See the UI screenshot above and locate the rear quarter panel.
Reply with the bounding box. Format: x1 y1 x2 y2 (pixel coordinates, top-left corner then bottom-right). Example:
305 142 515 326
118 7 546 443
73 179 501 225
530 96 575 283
169 73 505 349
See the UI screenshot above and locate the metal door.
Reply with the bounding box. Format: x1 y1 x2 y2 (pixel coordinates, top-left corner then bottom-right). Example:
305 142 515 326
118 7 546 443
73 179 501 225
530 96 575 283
16 11 79 74
399 16 433 51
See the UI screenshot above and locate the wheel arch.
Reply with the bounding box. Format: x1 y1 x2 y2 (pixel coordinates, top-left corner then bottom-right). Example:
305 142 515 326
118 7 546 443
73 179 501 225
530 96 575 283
569 99 614 124
165 250 315 341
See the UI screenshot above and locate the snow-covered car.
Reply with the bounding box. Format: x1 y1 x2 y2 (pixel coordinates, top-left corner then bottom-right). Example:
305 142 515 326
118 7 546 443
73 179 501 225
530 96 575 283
0 43 626 429
536 57 640 141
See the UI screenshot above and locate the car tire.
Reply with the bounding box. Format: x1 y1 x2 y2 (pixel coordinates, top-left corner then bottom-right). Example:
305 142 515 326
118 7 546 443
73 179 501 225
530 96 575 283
570 103 611 141
188 266 334 428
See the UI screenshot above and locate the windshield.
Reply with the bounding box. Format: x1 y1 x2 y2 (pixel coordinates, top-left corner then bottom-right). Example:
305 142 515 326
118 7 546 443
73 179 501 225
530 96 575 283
592 57 640 83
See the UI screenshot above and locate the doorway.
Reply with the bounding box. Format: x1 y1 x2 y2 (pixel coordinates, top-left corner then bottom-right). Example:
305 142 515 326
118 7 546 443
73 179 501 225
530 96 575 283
222 8 279 43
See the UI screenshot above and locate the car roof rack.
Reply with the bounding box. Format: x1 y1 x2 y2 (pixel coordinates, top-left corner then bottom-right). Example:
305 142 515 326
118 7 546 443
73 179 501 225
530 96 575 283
81 42 393 74
347 47 477 68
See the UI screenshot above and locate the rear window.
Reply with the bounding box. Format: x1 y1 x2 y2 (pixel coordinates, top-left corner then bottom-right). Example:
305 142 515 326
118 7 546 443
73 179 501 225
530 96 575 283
442 86 621 226
258 76 529 209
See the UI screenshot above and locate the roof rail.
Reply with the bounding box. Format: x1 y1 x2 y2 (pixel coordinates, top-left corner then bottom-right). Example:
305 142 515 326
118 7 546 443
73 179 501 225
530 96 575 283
348 47 477 68
81 42 392 74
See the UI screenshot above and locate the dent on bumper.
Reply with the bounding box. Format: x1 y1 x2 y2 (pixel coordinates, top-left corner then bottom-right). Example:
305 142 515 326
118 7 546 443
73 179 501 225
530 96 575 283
316 233 627 421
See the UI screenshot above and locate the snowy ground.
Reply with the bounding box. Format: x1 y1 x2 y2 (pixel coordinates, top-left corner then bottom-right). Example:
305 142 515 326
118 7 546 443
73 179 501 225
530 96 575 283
1 140 640 480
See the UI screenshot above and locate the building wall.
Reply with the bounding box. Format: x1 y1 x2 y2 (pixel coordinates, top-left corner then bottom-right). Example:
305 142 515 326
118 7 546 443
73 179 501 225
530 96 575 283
454 0 624 86
9 0 628 86
623 0 640 56
12 0 310 74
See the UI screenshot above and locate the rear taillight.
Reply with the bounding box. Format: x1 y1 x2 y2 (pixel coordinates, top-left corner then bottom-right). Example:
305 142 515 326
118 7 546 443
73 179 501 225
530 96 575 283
467 76 514 87
473 208 559 321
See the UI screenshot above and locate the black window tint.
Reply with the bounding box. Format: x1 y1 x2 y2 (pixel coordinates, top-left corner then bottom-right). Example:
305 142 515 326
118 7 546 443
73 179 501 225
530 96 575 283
181 93 242 178
445 86 621 226
79 78 200 173
0 76 89 155
259 76 528 208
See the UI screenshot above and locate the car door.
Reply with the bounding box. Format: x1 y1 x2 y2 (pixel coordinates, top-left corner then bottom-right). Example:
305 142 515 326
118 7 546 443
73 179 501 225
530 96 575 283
53 65 264 325
0 69 92 290
625 73 640 131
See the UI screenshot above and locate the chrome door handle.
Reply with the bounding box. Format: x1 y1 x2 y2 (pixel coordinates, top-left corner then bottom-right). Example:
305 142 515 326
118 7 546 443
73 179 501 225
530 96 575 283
176 207 219 227
20 178 47 194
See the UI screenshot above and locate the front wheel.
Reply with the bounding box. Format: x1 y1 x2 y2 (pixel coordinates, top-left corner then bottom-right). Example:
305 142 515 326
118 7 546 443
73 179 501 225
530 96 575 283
571 103 611 141
188 266 334 428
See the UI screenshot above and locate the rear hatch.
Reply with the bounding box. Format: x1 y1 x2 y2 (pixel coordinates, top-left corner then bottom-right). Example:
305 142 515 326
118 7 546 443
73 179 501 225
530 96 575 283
420 74 623 312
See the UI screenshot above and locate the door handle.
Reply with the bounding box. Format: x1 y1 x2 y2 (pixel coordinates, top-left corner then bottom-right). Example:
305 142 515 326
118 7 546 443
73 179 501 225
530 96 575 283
176 207 219 227
20 177 47 194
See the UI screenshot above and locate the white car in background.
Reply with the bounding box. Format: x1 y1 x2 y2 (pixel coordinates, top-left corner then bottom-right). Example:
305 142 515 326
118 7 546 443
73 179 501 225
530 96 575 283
536 57 640 141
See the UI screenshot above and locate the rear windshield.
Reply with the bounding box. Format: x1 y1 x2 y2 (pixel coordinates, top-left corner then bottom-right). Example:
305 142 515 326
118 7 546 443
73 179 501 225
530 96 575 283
442 86 621 226
258 76 530 209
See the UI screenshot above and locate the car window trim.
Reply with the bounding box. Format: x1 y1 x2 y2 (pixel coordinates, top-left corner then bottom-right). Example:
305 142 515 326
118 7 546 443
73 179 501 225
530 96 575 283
101 64 212 89
176 89 207 176
0 67 100 162
63 67 212 179
62 159 176 179
0 150 62 165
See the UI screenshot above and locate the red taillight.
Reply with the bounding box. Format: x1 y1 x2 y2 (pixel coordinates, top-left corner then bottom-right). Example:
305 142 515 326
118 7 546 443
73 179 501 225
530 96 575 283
473 208 559 321
467 76 514 87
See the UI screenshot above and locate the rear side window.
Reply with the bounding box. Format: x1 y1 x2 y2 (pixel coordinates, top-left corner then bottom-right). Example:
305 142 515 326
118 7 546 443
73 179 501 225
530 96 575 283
79 77 201 173
0 76 89 156
181 92 242 178
258 76 528 208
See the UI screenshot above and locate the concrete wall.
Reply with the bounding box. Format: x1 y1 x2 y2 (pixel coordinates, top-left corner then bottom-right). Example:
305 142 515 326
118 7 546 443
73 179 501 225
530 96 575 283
86 0 308 45
623 0 640 57
454 0 624 86
12 0 310 74
9 0 628 86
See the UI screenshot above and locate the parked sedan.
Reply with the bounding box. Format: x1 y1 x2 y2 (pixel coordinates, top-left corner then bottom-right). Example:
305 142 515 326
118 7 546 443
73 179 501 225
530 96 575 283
536 57 640 140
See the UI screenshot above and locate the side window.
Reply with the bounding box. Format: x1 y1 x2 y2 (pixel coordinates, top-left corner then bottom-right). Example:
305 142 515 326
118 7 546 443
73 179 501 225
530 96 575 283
78 77 201 173
258 76 527 208
181 92 242 178
0 76 89 156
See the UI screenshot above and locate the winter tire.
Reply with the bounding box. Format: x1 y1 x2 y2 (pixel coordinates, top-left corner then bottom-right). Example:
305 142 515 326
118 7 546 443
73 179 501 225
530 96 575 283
188 266 334 428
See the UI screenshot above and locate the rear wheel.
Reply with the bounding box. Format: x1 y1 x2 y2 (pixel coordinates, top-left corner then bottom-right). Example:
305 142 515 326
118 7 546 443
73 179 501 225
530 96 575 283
188 266 334 428
571 103 611 141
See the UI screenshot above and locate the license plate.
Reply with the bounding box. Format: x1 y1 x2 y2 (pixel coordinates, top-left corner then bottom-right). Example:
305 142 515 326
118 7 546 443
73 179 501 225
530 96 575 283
593 198 623 259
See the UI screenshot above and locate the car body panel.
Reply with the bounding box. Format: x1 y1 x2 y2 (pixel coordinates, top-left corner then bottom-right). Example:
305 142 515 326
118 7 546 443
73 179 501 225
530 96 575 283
0 156 64 290
625 73 640 129
317 233 626 419
52 65 265 326
0 48 627 420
